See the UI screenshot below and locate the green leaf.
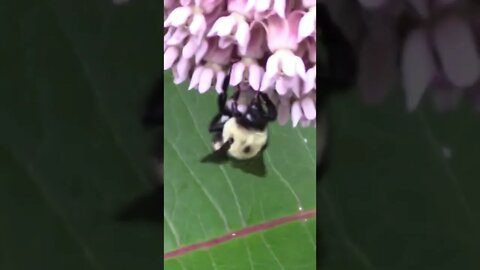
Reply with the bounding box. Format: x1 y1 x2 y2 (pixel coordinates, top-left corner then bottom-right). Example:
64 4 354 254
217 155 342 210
1 1 162 269
319 94 480 269
163 72 317 269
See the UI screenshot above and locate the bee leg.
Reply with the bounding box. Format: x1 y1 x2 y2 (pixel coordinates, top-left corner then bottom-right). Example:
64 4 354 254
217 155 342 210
231 88 241 102
231 100 242 118
258 92 277 121
230 88 244 118
217 92 230 115
217 68 234 115
209 113 226 133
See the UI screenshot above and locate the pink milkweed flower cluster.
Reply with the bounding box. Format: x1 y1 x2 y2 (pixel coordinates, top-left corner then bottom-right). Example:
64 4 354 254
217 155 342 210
164 0 317 127
342 0 480 112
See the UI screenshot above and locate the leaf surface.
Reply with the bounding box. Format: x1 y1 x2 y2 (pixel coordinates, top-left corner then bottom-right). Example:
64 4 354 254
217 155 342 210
163 72 317 269
319 94 480 270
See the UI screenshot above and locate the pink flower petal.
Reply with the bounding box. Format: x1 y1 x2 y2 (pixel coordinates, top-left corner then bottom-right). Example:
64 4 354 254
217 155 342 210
301 97 316 120
262 53 281 90
304 66 316 93
195 40 208 63
291 101 302 127
182 36 199 59
198 68 214 93
164 0 177 9
164 28 175 47
189 14 207 36
256 0 271 12
218 38 234 49
241 21 267 57
173 57 191 85
285 11 303 49
277 100 290 125
230 62 245 86
164 46 180 70
287 77 301 97
189 66 204 90
215 71 227 93
164 7 192 27
228 0 248 13
402 28 436 111
265 15 288 51
294 55 307 80
208 16 235 37
260 73 275 92
281 53 297 77
273 0 286 18
433 15 480 87
299 11 315 41
248 64 264 90
235 20 250 50
275 78 289 95
245 0 257 12
302 0 315 8
199 0 223 13
167 28 189 46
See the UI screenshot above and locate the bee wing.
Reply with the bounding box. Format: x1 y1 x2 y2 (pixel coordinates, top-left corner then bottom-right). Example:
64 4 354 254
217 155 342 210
200 139 232 164
231 153 266 177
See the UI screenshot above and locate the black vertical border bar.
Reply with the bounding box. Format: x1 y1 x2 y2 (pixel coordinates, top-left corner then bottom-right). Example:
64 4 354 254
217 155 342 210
316 3 327 266
118 37 165 258
159 2 166 266
316 1 359 268
115 1 166 266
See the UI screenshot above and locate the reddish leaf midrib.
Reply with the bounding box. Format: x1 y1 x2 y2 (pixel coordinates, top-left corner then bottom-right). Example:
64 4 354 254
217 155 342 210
164 209 316 259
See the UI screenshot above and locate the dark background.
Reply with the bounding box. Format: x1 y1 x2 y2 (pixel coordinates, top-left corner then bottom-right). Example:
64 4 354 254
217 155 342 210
1 1 162 269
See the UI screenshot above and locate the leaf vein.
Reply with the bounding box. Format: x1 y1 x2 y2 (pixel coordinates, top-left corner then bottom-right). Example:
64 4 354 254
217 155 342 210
321 189 375 270
265 152 303 209
10 149 103 270
418 112 474 222
174 89 247 226
296 129 315 166
44 2 150 187
167 140 231 230
164 213 181 247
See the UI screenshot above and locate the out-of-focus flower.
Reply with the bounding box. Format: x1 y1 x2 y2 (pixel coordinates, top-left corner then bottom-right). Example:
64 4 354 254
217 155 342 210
342 0 480 111
402 11 480 111
298 0 316 40
163 0 317 127
246 0 287 18
207 0 253 51
188 39 233 93
229 22 266 90
260 12 307 93
291 91 316 127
